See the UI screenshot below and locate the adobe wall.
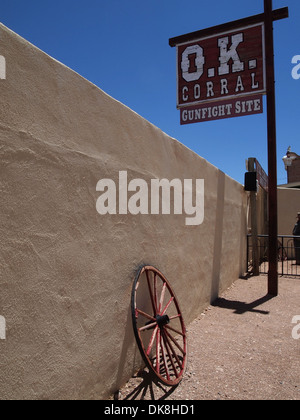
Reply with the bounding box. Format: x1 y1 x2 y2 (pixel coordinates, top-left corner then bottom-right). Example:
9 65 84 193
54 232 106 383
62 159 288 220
0 23 247 399
278 187 300 235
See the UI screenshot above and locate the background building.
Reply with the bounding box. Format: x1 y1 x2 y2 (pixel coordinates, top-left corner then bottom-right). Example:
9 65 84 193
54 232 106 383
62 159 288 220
281 147 300 188
278 147 300 236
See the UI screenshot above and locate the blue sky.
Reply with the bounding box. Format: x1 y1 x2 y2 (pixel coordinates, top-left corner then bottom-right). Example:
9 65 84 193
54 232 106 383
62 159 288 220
1 0 299 184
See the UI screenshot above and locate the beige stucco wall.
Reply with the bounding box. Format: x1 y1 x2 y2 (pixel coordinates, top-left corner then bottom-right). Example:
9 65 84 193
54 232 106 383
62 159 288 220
278 188 300 236
0 23 247 400
277 187 300 259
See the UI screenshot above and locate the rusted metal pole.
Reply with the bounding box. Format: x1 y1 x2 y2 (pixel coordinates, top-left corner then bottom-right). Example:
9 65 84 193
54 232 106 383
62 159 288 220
264 0 278 296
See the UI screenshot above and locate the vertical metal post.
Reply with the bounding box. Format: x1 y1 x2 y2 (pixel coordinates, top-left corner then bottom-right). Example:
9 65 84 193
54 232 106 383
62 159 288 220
264 0 278 296
249 158 259 276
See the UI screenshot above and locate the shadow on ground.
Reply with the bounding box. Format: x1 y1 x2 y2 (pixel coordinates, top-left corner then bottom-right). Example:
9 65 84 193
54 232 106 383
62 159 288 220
211 294 275 315
115 368 179 401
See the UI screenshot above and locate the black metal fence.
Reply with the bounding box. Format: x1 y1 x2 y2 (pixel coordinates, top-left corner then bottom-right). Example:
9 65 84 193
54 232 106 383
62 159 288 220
247 234 300 277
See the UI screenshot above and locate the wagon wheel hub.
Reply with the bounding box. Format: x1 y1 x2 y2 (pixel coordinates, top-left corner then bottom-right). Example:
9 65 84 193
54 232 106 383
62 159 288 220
156 314 170 328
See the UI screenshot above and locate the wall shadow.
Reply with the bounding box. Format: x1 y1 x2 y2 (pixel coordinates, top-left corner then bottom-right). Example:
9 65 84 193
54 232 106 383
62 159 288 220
210 170 225 303
114 302 140 394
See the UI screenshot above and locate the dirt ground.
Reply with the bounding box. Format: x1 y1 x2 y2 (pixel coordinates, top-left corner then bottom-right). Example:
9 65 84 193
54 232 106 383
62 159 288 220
114 275 300 401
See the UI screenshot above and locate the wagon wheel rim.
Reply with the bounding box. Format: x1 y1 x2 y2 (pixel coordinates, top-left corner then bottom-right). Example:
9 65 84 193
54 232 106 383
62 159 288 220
131 265 187 386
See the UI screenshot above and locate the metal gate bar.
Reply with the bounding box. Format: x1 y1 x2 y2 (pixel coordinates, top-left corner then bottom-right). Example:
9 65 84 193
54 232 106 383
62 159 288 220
247 234 300 277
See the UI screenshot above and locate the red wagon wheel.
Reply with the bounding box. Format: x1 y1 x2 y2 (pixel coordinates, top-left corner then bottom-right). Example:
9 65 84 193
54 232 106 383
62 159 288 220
131 265 187 386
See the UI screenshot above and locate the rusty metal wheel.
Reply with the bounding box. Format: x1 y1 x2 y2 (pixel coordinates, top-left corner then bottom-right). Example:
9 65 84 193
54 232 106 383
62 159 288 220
131 265 187 386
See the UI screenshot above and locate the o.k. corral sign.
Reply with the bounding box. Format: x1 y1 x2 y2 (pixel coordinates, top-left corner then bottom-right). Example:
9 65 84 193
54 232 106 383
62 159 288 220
171 23 266 125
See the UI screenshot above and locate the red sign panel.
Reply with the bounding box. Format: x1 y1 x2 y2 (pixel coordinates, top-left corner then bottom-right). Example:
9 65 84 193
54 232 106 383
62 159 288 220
255 158 268 191
176 24 265 109
180 94 263 125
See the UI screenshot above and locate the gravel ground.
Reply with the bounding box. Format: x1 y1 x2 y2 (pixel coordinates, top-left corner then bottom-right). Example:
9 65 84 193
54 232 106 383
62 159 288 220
114 275 300 401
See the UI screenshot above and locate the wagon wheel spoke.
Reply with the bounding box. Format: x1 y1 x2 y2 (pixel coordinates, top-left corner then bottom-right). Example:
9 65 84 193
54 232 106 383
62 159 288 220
153 273 158 313
138 321 157 332
160 334 171 381
146 325 159 356
158 282 167 314
164 328 186 356
146 269 157 316
136 309 156 322
165 324 184 337
156 328 161 374
161 329 179 378
161 296 174 316
169 314 181 321
162 329 183 370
